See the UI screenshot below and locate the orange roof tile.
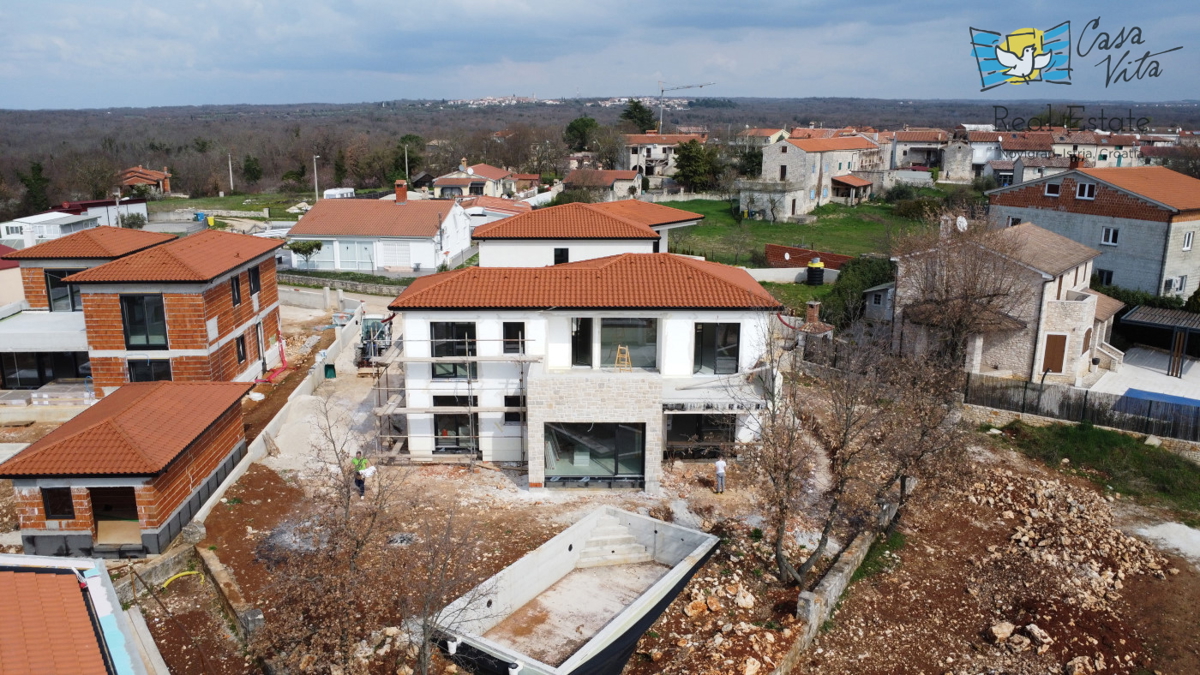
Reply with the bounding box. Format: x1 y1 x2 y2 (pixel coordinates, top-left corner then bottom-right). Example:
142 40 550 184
0 381 251 477
458 196 532 215
831 175 872 188
625 133 707 145
473 202 660 240
387 253 782 310
1000 133 1054 151
0 570 109 675
894 130 948 143
2 227 174 261
564 169 640 187
787 128 838 139
468 164 512 181
287 199 454 238
587 200 703 227
785 137 877 152
1077 166 1200 211
765 244 854 270
64 229 282 284
967 131 1004 143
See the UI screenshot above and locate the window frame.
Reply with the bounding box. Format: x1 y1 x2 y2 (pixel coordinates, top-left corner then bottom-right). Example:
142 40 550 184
693 322 741 375
1076 182 1097 200
42 488 75 520
1101 227 1119 246
553 248 569 265
1044 183 1061 197
235 335 247 364
44 268 85 312
230 275 242 307
504 395 525 424
248 266 262 295
120 294 168 350
1095 269 1114 286
571 318 593 367
128 359 172 382
1184 231 1194 252
431 321 477 379
502 322 525 354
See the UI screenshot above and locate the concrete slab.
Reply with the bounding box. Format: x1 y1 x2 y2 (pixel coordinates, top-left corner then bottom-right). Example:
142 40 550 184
0 311 88 352
1093 347 1200 399
483 562 668 666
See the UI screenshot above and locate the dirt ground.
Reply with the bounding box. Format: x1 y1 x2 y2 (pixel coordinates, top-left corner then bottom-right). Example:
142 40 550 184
135 571 256 675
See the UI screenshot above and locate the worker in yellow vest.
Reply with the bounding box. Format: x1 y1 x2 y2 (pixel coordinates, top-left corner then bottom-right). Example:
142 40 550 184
352 452 370 500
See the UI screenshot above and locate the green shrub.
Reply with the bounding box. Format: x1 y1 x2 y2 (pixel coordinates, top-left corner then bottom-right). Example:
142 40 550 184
884 183 918 203
1090 277 1185 311
893 197 941 222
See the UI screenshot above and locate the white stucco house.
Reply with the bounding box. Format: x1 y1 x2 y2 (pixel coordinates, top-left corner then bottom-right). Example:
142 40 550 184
286 182 472 273
473 200 702 268
620 132 708 188
385 252 783 493
0 212 101 251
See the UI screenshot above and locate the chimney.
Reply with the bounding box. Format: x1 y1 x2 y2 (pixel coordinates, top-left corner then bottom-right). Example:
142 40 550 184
1069 154 1082 170
395 180 408 204
805 300 821 325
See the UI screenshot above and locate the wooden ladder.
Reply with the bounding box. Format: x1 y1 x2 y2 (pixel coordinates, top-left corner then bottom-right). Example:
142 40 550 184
615 345 632 372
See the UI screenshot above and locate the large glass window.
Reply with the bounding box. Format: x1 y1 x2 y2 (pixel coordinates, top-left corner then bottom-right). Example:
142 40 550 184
248 266 262 294
128 359 171 382
431 322 477 379
503 322 525 354
339 239 375 271
433 397 478 452
693 323 741 375
601 318 657 369
294 240 335 270
2 352 90 390
121 295 168 349
45 269 84 312
544 423 645 479
42 488 75 520
571 318 592 367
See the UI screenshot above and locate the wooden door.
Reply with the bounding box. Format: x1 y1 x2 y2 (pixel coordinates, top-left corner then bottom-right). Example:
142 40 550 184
1042 334 1067 373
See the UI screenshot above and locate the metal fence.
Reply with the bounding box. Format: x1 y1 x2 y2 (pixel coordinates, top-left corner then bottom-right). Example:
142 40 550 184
964 373 1200 443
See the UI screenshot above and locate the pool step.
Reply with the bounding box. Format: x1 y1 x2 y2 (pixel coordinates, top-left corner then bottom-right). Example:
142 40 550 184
576 517 652 568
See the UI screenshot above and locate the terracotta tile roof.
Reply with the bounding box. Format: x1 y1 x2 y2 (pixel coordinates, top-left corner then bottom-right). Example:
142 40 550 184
120 165 170 186
989 160 1015 170
1053 131 1098 145
458 196 532 215
967 131 1004 143
1098 134 1137 146
1086 290 1125 322
737 128 783 137
388 253 782 310
64 229 282 284
1000 133 1054 152
1077 166 1200 211
564 169 640 187
765 244 854 270
587 200 703 227
624 133 707 145
473 202 660 240
0 569 109 675
288 199 454 238
785 136 877 152
468 164 513 181
1138 146 1183 157
788 128 838 139
2 227 175 261
993 222 1100 276
1018 157 1073 168
512 173 540 181
433 176 482 187
831 174 872 188
894 130 948 143
0 245 17 271
0 381 251 477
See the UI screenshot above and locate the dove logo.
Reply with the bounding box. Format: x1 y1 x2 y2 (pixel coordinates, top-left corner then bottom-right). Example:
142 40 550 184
970 22 1072 91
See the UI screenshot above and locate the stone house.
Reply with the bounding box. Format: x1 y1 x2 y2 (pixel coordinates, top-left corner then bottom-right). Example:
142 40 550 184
1050 131 1140 168
563 169 642 202
1012 156 1076 184
288 181 474 273
987 166 1200 296
473 200 701 267
735 128 790 146
119 165 171 195
891 129 949 169
1 381 251 557
620 131 708 188
385 253 782 493
1000 133 1054 162
893 223 1125 386
739 136 882 219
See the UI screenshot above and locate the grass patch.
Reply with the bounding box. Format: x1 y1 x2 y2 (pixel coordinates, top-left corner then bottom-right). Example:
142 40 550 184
668 199 925 265
760 282 832 313
455 253 479 269
281 269 414 286
1003 421 1200 513
851 530 907 583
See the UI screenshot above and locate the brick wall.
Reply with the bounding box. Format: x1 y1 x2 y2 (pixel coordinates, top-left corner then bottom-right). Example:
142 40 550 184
164 293 207 350
990 176 1173 223
170 356 213 381
13 486 96 532
20 267 48 309
143 404 244 528
82 294 125 351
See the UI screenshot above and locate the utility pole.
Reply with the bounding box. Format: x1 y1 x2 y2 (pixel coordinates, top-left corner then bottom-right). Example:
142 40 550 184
404 144 410 181
657 81 715 132
313 155 320 202
227 153 235 193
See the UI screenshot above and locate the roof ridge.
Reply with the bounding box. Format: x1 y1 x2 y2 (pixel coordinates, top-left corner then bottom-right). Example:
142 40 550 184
580 203 656 230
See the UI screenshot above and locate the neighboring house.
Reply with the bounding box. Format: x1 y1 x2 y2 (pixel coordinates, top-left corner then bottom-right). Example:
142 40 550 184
862 282 895 323
891 129 949 169
459 195 533 228
55 197 150 227
434 163 513 198
620 131 708 187
988 166 1200 296
473 200 702 267
1000 133 1054 161
967 131 1004 178
0 552 166 671
764 243 854 271
385 253 783 493
894 223 1125 386
1050 131 1140 168
288 181 473 273
120 165 171 195
64 229 284 394
512 173 541 191
409 171 436 191
986 160 1015 186
0 212 101 250
735 128 790 146
0 244 21 305
0 381 252 557
0 228 177 390
563 169 642 201
740 136 882 218
1013 156 1076 184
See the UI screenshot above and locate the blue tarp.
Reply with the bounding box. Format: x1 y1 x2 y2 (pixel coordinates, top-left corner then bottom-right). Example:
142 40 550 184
1120 388 1200 409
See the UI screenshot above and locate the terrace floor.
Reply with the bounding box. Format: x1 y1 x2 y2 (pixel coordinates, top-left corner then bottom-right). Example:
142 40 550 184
483 561 669 667
1092 347 1200 399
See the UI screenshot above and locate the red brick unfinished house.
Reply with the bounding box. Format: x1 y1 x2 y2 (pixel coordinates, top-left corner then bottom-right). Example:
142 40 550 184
0 381 252 557
65 229 284 394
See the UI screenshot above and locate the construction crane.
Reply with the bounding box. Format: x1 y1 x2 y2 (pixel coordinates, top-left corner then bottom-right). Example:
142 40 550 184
657 80 715 132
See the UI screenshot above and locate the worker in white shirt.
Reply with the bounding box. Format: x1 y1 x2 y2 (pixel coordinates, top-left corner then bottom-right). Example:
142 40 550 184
714 455 727 494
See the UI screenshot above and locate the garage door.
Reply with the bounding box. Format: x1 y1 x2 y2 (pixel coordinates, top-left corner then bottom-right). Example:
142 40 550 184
379 241 411 267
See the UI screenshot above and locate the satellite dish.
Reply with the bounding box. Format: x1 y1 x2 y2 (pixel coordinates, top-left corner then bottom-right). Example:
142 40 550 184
956 216 969 232
784 252 791 261
466 167 475 175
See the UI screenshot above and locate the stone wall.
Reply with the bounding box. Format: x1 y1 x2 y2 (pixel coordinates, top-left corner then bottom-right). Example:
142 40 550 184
277 273 408 298
525 369 664 493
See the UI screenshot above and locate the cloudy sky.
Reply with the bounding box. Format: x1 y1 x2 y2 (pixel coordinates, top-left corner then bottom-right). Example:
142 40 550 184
1 0 1196 109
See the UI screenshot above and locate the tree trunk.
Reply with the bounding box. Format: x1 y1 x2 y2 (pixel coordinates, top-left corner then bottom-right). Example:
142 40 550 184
797 492 842 582
885 476 912 538
773 519 803 585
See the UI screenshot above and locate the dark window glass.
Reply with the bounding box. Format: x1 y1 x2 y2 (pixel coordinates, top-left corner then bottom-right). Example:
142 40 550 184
45 269 84 312
230 275 242 306
42 488 75 520
571 318 593 367
469 184 484 196
431 322 477 379
120 295 168 349
601 318 657 369
693 323 740 375
503 322 525 354
504 395 524 423
554 248 569 265
248 267 262 295
235 335 247 363
544 422 645 478
128 360 171 382
1096 269 1114 286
